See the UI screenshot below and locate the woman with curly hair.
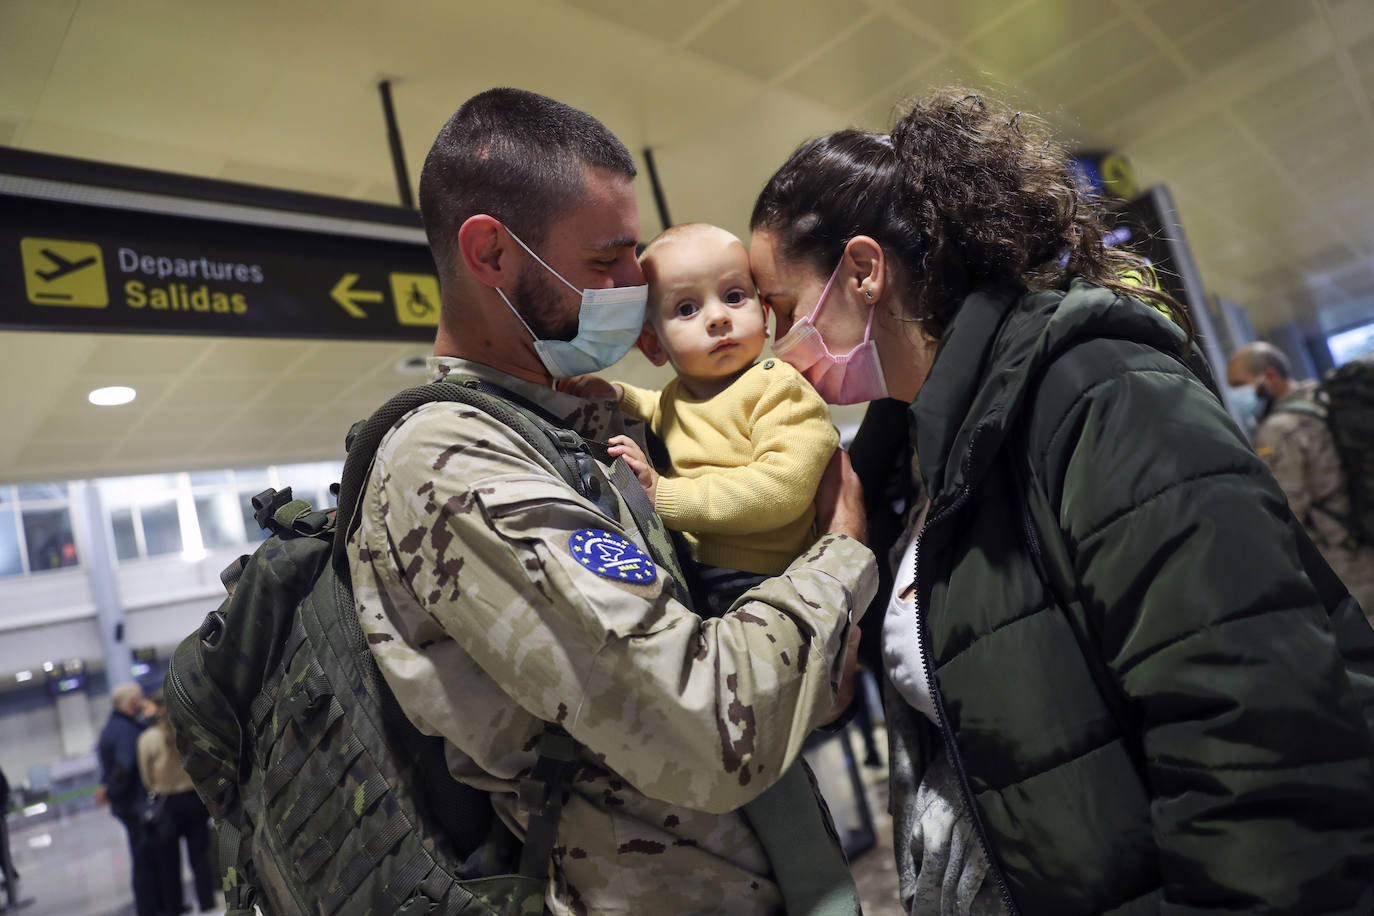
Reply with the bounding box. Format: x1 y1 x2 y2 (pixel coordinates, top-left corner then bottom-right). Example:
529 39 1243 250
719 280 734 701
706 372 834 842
751 90 1374 914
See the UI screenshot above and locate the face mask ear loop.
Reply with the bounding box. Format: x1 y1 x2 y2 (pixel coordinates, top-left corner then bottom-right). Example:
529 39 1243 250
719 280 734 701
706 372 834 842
502 224 583 296
495 287 542 343
862 295 880 338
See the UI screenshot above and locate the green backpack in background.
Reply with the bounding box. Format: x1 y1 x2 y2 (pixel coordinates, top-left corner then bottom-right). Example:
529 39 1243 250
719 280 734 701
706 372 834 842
1276 358 1374 546
1322 359 1374 545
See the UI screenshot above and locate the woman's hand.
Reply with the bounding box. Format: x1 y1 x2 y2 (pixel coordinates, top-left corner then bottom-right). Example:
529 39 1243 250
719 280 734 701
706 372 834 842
815 447 866 544
608 435 658 503
558 374 623 400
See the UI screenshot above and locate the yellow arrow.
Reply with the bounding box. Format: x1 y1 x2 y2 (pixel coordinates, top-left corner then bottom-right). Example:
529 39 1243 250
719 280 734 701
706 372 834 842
331 273 384 318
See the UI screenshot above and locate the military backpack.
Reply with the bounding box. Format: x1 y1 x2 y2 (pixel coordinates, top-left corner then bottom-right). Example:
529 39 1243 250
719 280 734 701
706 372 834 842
1276 358 1374 546
163 376 680 916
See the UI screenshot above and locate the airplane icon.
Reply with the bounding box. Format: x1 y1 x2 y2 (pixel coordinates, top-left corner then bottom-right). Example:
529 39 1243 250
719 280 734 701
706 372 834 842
35 248 98 281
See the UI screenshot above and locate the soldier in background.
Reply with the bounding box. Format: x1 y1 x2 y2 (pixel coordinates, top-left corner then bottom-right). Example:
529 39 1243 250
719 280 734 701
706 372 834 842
1227 341 1374 619
347 88 877 915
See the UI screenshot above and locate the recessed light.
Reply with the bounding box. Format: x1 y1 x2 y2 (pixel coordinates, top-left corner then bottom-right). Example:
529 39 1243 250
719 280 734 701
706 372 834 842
89 386 136 406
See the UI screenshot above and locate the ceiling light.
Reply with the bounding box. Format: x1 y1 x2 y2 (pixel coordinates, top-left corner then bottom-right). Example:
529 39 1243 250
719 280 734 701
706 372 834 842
41 661 54 672
15 670 32 682
89 386 136 406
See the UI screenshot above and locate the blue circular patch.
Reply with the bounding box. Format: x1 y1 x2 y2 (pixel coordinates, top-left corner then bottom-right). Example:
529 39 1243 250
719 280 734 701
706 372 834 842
568 528 657 584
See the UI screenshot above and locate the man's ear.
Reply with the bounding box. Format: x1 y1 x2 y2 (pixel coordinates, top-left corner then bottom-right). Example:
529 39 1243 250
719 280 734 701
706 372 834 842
457 215 510 288
636 323 669 366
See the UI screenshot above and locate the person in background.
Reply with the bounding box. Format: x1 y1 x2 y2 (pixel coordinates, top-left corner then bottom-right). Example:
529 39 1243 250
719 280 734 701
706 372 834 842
749 88 1374 913
96 683 158 916
1227 341 1374 620
0 764 22 910
138 689 215 915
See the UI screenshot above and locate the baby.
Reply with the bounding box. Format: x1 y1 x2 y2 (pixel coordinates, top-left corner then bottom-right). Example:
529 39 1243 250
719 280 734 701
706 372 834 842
574 222 838 614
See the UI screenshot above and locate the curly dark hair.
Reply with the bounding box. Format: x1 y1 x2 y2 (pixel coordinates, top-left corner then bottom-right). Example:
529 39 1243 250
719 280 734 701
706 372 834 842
750 89 1190 342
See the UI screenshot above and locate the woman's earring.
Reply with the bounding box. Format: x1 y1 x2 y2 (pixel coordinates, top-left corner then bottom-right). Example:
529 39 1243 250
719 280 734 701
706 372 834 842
863 288 874 301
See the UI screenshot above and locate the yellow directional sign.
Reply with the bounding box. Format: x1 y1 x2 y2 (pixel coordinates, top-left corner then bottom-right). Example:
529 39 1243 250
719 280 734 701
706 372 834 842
389 272 440 327
330 273 383 318
20 237 108 308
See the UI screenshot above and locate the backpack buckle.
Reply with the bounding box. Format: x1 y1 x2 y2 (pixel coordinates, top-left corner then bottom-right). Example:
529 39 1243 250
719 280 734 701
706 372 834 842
283 681 328 723
397 895 435 915
251 487 295 531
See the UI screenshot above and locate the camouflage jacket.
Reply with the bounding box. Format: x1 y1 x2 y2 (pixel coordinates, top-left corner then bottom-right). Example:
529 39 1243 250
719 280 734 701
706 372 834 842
349 357 878 915
1259 380 1374 618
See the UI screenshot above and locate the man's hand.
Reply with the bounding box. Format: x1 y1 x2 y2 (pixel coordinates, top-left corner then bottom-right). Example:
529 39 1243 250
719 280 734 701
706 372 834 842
608 435 658 503
558 374 623 401
93 784 108 806
815 447 866 544
819 628 862 726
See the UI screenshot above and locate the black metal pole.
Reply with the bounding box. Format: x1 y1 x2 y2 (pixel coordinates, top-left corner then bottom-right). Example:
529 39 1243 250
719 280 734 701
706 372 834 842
378 80 415 210
642 148 672 231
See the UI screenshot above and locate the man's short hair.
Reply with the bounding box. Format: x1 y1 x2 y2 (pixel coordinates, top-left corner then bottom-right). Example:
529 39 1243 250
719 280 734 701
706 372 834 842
1238 341 1292 380
418 88 637 285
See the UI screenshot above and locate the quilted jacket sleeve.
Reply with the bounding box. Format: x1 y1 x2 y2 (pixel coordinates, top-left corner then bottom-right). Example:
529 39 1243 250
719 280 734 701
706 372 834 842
1035 340 1374 912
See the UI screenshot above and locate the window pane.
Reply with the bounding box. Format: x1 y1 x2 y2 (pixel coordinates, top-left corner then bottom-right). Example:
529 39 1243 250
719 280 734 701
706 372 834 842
18 482 68 502
22 508 78 570
239 491 270 541
0 510 22 576
189 470 231 487
196 493 244 549
110 508 140 561
233 468 272 490
140 501 183 556
0 486 13 505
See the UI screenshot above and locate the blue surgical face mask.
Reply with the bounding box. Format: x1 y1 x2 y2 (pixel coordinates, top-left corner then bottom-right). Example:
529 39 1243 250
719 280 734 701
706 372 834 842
496 226 647 379
1227 383 1264 421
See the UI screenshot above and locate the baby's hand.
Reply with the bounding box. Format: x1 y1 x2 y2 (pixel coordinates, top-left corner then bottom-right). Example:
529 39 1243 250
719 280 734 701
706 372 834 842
608 435 658 503
558 374 623 401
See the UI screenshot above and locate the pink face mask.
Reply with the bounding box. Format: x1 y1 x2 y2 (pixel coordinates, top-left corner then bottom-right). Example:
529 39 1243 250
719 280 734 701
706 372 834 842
772 261 889 405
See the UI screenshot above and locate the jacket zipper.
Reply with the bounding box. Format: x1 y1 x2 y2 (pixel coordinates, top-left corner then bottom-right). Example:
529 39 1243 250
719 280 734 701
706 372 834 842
911 429 1021 916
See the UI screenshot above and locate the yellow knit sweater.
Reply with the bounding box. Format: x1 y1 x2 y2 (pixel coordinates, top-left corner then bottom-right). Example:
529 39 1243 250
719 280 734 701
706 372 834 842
618 360 838 575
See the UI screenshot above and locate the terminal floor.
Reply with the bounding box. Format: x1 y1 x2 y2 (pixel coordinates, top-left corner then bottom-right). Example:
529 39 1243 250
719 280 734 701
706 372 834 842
6 804 224 916
6 729 902 916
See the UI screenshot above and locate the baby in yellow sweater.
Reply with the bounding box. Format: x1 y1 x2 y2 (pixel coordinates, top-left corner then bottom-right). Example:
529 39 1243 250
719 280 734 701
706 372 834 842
570 222 838 614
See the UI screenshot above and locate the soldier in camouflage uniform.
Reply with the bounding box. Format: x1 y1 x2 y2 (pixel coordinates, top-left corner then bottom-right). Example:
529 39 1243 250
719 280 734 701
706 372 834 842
348 89 877 915
1228 342 1374 621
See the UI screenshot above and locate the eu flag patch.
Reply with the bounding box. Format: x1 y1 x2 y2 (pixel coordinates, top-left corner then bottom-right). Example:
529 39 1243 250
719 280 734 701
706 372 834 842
568 528 657 584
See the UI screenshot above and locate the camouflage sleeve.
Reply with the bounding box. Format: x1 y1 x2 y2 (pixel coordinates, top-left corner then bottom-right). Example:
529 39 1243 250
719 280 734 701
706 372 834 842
1254 416 1315 521
364 405 877 814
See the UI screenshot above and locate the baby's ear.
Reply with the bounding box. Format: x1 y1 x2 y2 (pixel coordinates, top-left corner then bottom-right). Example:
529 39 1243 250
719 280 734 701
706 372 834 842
636 323 669 367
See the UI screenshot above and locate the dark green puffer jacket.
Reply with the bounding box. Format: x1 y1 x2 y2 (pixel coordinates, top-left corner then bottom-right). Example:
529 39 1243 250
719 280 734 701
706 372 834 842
898 279 1374 914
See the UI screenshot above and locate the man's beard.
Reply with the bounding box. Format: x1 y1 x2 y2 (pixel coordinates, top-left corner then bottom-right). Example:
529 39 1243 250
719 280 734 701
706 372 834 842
514 265 578 342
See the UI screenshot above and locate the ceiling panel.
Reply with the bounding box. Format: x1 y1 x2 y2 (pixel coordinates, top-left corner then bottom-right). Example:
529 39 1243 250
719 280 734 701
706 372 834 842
961 0 1113 77
0 0 79 127
892 0 1029 43
557 0 724 45
782 14 939 112
685 0 858 82
1176 0 1316 77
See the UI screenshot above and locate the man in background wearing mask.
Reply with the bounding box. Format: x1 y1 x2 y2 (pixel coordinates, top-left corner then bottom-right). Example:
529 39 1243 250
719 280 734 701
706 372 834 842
1227 341 1374 621
347 88 875 915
